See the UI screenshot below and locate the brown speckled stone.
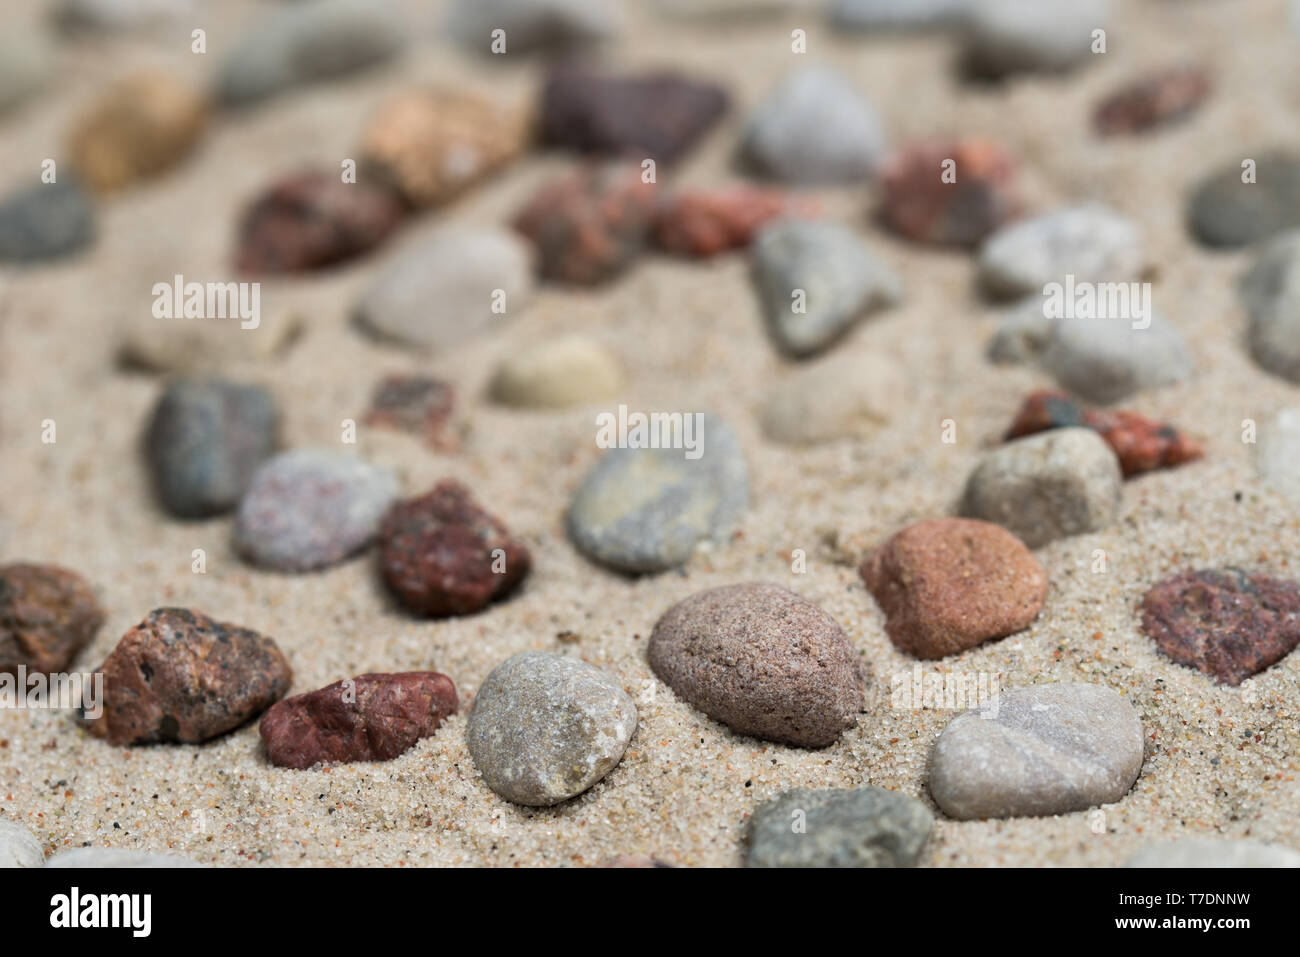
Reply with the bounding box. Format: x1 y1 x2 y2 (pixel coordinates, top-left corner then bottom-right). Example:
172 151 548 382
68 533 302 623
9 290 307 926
1094 66 1211 137
363 374 458 451
0 564 103 675
648 582 864 747
861 518 1047 659
85 608 292 745
1139 568 1300 686
878 139 1020 247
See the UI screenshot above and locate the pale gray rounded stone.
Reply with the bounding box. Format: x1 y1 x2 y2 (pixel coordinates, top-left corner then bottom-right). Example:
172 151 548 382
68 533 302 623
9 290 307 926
929 682 1144 820
1040 312 1192 405
751 219 901 358
1255 408 1300 499
357 226 533 351
746 788 933 868
46 848 203 868
960 428 1122 549
740 67 889 185
961 0 1108 78
1125 839 1300 869
1239 230 1300 384
466 651 637 806
0 820 42 868
759 350 902 445
447 0 617 55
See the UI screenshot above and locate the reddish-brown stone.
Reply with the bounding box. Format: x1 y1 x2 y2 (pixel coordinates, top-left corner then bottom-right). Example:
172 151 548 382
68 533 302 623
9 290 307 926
1094 66 1211 137
363 375 458 452
1140 568 1300 685
652 187 814 258
1005 390 1204 478
235 169 406 274
378 480 531 618
85 608 292 745
878 139 1021 247
259 672 458 769
0 564 103 675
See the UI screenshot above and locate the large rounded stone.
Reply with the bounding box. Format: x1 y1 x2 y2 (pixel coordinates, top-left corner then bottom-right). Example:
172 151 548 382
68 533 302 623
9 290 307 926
745 787 933 868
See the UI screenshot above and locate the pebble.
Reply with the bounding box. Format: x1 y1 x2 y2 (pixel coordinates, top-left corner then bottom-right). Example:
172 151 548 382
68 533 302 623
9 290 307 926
446 0 616 55
118 308 302 373
861 518 1047 659
929 682 1144 820
0 31 53 113
378 480 532 618
758 350 902 445
233 450 399 572
745 788 933 868
235 170 406 274
566 412 748 573
488 335 622 409
1125 840 1300 868
67 72 207 193
0 179 95 263
648 582 864 747
1005 390 1203 478
54 0 194 32
364 375 458 450
1040 312 1193 405
513 162 658 285
144 378 279 518
960 0 1108 79
1239 230 1300 384
739 67 888 185
466 651 637 806
46 849 202 868
976 205 1144 300
540 66 729 165
85 608 292 745
750 219 902 358
959 428 1122 548
1188 153 1300 248
0 563 104 675
1139 568 1300 686
0 820 42 868
356 226 532 350
1094 66 1212 137
260 672 458 769
830 0 969 31
1255 407 1300 499
653 186 812 259
879 139 1021 246
215 0 404 107
360 89 529 208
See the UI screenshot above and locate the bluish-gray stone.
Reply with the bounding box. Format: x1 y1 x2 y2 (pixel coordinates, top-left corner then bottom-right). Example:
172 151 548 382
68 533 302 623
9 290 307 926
0 179 95 263
746 788 933 867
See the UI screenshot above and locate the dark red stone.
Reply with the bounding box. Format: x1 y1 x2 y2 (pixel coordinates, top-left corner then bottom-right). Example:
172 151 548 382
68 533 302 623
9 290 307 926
378 480 531 617
85 608 292 745
652 186 814 258
1140 568 1300 685
0 563 103 675
1094 66 1211 137
259 672 458 769
235 169 406 274
878 139 1021 247
363 375 457 452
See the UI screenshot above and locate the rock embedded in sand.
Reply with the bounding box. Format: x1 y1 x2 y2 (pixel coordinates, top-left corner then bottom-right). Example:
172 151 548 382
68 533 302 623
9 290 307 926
1125 840 1300 868
860 518 1047 659
1139 568 1300 686
960 0 1107 79
0 563 104 676
144 378 279 518
929 682 1144 820
466 651 637 806
879 139 1020 246
378 481 531 618
0 179 95 263
566 413 748 573
260 672 458 769
86 608 292 746
1239 230 1300 384
488 335 622 409
653 186 809 259
364 375 458 450
233 449 399 572
446 0 616 55
0 820 43 868
758 350 903 445
739 66 888 185
960 428 1122 549
55 0 192 33
648 582 864 747
1039 312 1192 405
746 787 933 868
1255 407 1300 499
751 219 902 358
46 848 202 868
1189 153 1300 248
1094 66 1211 137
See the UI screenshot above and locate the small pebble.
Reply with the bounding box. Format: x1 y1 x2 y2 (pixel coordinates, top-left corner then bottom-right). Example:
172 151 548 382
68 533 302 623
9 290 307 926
355 226 533 350
54 0 193 32
118 308 302 373
144 378 279 518
378 480 532 618
960 428 1122 548
960 0 1108 79
1040 312 1193 405
758 350 902 445
1094 66 1212 137
1255 407 1300 499
1188 153 1300 248
233 450 399 572
879 139 1021 246
751 219 902 358
745 788 933 868
46 849 202 868
446 0 616 55
1139 568 1300 686
648 582 864 747
830 0 969 31
739 66 888 185
466 651 637 806
0 563 104 675
1125 840 1300 868
566 412 748 573
653 186 812 259
0 820 42 868
0 179 95 263
488 335 622 409
364 375 458 450
929 682 1144 820
861 518 1047 659
260 672 458 769
0 31 53 113
85 608 292 745
1239 230 1300 384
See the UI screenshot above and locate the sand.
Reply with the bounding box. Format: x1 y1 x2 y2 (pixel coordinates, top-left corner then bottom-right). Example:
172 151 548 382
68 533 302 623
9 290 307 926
1 0 1298 868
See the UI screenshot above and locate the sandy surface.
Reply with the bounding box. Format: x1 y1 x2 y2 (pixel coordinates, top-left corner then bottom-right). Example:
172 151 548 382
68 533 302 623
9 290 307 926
1 0 1299 867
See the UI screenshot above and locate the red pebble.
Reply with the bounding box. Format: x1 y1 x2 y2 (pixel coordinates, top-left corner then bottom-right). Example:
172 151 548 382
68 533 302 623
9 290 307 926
878 139 1021 247
652 187 813 258
1094 66 1211 137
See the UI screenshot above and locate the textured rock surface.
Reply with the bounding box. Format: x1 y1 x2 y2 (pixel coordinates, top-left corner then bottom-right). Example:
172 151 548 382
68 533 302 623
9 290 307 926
648 582 864 747
1125 839 1300 868
960 0 1108 78
489 336 622 408
1189 153 1300 248
879 139 1021 246
0 564 103 675
653 186 809 258
758 350 903 445
1239 230 1300 384
0 820 42 868
1094 66 1211 136
0 179 95 263
260 672 458 768
929 682 1144 820
745 787 933 867
1040 313 1192 405
85 608 292 745
466 651 637 806
446 0 616 55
